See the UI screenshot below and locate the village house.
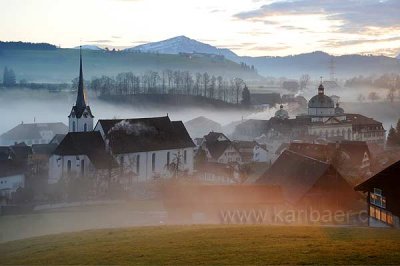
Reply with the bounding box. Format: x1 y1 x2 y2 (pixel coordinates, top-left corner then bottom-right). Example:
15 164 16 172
355 160 400 228
256 150 360 212
232 140 270 163
0 160 25 204
200 132 242 164
0 122 68 146
286 141 372 182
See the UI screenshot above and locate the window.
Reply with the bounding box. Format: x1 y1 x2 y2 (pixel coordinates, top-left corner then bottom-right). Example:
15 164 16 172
81 160 85 176
136 155 140 174
72 121 76 132
370 189 386 208
152 153 156 172
84 123 87 132
184 150 187 164
370 205 393 226
167 152 170 166
67 160 72 172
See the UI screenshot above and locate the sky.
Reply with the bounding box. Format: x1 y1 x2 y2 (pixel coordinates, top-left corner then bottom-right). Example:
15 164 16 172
0 0 399 57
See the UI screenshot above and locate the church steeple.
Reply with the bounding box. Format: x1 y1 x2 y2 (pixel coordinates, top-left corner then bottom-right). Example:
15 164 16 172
68 47 94 133
76 46 87 112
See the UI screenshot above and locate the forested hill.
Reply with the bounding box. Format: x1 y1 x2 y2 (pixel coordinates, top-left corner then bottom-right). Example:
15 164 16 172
0 41 57 51
0 48 261 83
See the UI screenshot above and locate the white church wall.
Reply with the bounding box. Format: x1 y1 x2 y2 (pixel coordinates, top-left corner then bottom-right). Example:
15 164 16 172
116 148 194 182
48 154 92 184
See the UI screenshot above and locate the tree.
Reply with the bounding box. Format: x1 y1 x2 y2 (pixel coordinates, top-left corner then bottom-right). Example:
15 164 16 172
3 67 16 86
387 126 398 148
299 74 310 90
233 78 244 104
202 72 210 97
241 85 251 107
368 92 380 102
387 88 396 103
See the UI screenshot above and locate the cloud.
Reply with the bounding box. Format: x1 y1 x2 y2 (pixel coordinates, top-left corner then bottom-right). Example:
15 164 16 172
321 36 400 47
86 39 113 43
234 0 400 31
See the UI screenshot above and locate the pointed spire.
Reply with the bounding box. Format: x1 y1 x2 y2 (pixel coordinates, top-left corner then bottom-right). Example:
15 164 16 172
76 46 87 111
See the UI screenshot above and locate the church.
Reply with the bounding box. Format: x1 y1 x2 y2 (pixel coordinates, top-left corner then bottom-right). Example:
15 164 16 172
48 49 195 187
233 82 386 146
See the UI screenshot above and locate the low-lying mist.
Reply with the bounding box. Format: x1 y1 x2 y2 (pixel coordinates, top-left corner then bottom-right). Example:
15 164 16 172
1 87 399 137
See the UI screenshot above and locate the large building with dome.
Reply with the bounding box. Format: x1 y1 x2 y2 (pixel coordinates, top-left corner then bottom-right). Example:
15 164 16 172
234 82 386 146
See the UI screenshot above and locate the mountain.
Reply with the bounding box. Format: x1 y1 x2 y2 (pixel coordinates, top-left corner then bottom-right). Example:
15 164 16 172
240 51 400 78
74 45 103 51
125 36 400 78
125 35 238 60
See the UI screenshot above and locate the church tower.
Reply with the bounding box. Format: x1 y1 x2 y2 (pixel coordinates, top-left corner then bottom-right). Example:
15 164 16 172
68 47 94 132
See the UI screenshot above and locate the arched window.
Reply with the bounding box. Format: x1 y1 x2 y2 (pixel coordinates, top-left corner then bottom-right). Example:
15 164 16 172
81 159 85 176
348 129 352 140
167 152 170 166
120 156 124 173
152 153 156 172
67 160 72 173
72 121 76 132
136 155 140 174
84 123 87 132
184 150 187 164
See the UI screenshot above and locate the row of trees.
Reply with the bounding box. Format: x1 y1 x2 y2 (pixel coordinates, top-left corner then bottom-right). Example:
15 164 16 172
81 70 250 104
345 73 400 90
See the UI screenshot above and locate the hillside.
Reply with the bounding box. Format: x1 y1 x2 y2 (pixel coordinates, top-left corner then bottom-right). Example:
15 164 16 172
0 48 260 83
1 225 399 265
241 51 400 78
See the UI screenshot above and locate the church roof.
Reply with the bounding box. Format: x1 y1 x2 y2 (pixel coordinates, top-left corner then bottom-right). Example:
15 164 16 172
97 116 195 154
308 83 335 109
308 94 335 108
53 131 118 169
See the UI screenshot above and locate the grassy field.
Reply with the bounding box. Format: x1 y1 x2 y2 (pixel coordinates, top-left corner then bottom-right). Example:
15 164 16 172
1 225 400 265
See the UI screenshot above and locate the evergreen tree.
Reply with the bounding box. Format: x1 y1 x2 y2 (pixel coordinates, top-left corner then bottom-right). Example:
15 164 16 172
387 126 398 148
3 66 16 86
395 119 400 144
2 67 8 85
241 85 251 106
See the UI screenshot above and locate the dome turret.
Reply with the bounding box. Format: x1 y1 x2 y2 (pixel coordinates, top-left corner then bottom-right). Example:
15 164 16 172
275 104 289 119
335 102 344 114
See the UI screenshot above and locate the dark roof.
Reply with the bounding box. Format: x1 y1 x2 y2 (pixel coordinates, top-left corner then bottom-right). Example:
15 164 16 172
0 160 24 178
0 147 11 161
49 134 66 144
0 122 68 141
53 131 118 169
207 140 232 160
203 132 229 142
327 141 370 165
355 160 400 192
9 144 32 161
97 116 195 154
233 140 260 150
32 143 58 155
257 150 332 203
346 114 382 126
